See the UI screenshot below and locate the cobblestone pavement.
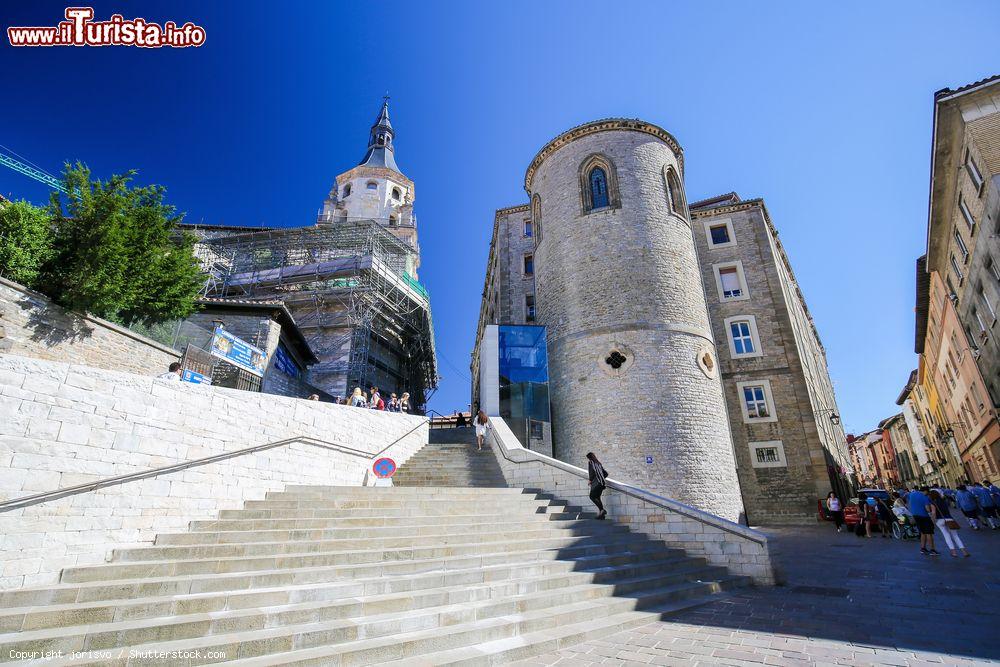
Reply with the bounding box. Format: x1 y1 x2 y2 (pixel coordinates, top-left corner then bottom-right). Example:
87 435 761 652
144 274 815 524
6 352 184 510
517 523 1000 666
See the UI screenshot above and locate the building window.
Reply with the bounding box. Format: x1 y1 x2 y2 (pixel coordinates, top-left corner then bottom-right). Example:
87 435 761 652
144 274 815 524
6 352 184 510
737 379 777 423
973 307 988 334
589 167 609 209
724 315 762 358
523 219 533 238
579 155 620 213
532 194 542 242
664 166 686 217
703 217 736 248
343 183 351 197
980 285 997 321
951 255 964 283
366 181 378 190
959 195 976 232
988 257 1000 285
391 187 401 200
749 440 787 468
523 254 534 277
389 215 398 227
955 230 969 263
713 261 749 302
966 150 985 194
525 294 535 322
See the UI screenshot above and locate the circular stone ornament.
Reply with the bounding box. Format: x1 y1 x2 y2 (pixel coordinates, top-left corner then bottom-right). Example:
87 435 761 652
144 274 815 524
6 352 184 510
598 344 635 377
696 346 718 379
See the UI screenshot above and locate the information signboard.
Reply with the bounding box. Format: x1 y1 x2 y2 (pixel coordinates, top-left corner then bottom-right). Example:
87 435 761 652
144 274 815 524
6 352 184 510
181 369 211 384
209 327 267 377
273 344 299 378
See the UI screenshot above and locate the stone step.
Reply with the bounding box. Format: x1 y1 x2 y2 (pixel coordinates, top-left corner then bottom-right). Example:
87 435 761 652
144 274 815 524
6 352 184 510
209 504 574 521
186 509 597 533
0 554 709 633
2 544 678 610
0 564 730 657
113 524 627 562
155 517 623 545
280 486 521 496
23 577 745 666
238 497 540 511
391 594 728 666
60 534 661 583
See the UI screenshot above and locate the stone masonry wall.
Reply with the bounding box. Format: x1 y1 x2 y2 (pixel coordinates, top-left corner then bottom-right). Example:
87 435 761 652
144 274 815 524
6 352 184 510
0 354 428 589
530 123 745 522
693 203 849 524
0 278 180 376
485 418 774 586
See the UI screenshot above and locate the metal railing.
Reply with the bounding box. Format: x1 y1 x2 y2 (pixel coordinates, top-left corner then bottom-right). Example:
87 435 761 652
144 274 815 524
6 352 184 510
0 420 429 513
426 410 471 429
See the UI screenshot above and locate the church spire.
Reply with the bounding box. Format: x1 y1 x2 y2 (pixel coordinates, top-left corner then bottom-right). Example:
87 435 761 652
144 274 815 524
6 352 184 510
359 96 401 173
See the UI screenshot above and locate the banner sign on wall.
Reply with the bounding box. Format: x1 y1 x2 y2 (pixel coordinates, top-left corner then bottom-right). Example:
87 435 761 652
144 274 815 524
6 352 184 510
273 344 299 378
210 327 267 377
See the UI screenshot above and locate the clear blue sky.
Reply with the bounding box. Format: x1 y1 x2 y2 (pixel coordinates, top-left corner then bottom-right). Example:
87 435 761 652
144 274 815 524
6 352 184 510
2 1 998 432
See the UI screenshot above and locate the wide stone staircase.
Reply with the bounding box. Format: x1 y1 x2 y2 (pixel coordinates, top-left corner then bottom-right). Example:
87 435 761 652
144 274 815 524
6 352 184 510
392 427 507 488
0 428 750 665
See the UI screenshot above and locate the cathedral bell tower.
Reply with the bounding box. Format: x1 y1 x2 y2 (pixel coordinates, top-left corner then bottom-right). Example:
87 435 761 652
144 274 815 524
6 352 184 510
318 98 420 275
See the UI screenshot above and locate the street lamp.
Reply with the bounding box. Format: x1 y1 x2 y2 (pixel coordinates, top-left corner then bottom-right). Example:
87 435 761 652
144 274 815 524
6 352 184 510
814 408 841 425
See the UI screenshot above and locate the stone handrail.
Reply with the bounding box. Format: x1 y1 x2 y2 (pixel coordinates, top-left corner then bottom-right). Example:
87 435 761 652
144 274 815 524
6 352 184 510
485 417 774 585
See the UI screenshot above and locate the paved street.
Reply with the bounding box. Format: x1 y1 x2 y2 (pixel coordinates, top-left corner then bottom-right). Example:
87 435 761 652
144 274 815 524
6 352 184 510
518 523 1000 666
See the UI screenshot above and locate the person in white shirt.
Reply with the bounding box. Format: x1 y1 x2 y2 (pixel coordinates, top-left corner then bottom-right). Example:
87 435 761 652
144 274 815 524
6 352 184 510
157 362 182 382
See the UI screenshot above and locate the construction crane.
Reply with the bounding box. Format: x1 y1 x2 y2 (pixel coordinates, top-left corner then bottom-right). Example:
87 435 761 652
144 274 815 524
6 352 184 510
0 145 67 193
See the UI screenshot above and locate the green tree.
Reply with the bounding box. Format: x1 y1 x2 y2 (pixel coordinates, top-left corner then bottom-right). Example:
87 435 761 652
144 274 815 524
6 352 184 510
0 199 54 288
39 163 203 325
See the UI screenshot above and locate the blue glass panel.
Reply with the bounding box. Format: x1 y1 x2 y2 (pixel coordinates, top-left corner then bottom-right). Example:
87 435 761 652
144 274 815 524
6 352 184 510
589 168 609 209
498 325 550 424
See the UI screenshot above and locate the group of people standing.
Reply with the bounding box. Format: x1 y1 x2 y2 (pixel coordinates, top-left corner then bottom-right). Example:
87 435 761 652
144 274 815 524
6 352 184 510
346 386 411 412
825 480 1000 558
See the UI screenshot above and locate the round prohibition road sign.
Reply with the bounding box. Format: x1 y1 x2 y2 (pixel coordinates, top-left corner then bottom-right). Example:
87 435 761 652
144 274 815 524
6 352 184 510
373 457 397 478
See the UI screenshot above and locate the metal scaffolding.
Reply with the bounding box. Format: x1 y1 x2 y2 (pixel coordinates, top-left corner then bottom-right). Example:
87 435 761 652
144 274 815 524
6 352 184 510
186 218 437 409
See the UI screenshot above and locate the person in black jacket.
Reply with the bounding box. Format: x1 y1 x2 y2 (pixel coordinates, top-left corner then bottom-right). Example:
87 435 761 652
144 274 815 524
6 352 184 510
586 452 608 520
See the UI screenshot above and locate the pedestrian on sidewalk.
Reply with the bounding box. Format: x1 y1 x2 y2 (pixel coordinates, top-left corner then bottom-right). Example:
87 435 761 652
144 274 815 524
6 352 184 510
956 484 982 530
929 489 970 558
857 493 878 538
586 452 608 520
474 410 490 451
400 392 411 413
157 362 183 381
825 492 844 532
908 486 939 556
971 483 999 529
369 386 384 410
350 387 366 407
387 393 400 412
875 496 895 538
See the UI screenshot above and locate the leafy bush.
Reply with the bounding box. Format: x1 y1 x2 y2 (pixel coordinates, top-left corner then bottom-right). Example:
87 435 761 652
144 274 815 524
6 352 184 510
0 198 53 288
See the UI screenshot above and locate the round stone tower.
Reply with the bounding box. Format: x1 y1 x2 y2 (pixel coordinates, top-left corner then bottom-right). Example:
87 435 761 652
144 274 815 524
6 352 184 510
526 119 745 522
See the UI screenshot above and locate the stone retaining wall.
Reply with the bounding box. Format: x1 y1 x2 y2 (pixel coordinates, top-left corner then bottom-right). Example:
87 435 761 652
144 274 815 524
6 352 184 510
485 417 774 585
0 354 428 589
0 277 181 376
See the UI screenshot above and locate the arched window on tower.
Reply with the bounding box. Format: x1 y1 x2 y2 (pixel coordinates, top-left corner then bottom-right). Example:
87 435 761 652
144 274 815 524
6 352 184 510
391 187 401 201
389 215 398 227
532 194 542 242
343 183 351 198
665 167 686 216
589 167 609 209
